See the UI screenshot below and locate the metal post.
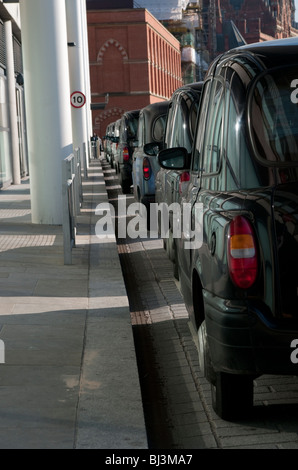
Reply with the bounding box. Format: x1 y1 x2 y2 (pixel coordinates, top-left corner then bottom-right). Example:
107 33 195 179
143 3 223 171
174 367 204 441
83 142 88 179
65 0 89 171
62 154 76 265
73 147 82 215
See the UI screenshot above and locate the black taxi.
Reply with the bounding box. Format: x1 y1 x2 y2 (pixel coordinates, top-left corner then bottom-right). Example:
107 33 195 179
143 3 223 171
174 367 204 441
158 37 298 420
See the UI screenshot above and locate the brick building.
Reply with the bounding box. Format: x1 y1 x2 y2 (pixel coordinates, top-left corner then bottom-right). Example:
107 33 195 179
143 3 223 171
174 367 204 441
87 4 182 137
207 0 298 59
141 1 298 80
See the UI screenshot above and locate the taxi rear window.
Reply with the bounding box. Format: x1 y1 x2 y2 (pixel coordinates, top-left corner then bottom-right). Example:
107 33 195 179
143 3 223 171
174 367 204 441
249 65 298 167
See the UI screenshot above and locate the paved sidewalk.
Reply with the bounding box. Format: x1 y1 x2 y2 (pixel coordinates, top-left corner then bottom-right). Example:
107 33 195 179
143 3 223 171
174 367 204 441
0 158 148 449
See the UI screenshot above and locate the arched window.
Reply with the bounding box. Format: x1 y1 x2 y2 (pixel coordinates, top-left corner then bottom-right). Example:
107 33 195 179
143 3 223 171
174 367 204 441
97 39 128 93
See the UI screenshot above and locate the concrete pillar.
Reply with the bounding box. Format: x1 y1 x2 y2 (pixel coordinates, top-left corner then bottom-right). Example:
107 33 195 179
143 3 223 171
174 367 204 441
4 21 21 186
80 0 93 140
65 0 89 168
80 0 93 162
19 0 73 225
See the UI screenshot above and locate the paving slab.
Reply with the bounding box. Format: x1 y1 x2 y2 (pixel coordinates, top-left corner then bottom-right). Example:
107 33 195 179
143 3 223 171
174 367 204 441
0 159 148 449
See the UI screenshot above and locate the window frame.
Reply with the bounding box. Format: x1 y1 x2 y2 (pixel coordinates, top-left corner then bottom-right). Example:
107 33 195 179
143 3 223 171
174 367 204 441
192 77 225 179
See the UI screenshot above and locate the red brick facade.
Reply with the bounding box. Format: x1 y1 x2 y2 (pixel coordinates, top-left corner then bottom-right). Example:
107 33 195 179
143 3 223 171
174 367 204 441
87 8 182 137
216 0 297 48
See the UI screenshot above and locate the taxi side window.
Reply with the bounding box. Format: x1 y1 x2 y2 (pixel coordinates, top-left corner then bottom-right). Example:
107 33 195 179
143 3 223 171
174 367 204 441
152 115 167 142
171 92 200 152
164 100 176 149
137 114 144 148
202 79 224 176
192 80 211 172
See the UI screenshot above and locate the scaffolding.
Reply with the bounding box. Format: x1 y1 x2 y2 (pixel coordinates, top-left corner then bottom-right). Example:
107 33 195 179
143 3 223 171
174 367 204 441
182 1 209 81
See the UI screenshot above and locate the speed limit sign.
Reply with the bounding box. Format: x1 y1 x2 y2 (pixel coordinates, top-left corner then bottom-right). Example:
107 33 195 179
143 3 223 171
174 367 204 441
70 91 86 109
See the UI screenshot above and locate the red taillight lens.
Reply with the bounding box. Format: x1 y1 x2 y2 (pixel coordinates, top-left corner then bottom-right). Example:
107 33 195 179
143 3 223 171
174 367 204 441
179 171 190 194
123 147 129 162
227 215 258 289
143 158 151 181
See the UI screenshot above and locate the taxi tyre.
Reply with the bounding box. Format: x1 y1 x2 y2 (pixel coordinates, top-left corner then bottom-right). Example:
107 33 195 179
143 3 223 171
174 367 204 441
211 371 254 421
198 319 254 421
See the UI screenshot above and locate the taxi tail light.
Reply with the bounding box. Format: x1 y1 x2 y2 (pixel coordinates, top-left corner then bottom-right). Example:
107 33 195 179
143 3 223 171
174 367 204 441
123 147 129 162
143 157 151 181
227 215 258 289
179 171 190 194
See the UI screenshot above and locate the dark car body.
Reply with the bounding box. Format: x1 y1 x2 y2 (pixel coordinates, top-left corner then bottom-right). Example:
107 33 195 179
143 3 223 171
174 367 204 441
132 101 169 208
104 122 115 164
110 118 121 170
115 109 140 194
155 82 203 273
158 37 298 420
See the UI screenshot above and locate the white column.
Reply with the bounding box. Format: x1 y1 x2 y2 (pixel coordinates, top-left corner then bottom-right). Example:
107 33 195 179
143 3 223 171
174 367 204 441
4 21 21 186
19 0 73 225
65 0 89 168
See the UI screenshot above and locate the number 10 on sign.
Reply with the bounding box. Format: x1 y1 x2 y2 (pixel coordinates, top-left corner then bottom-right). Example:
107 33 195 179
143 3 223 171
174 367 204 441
71 91 86 108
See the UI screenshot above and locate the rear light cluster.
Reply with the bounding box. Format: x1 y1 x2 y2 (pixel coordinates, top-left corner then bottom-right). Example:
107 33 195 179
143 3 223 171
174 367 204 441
227 215 258 289
143 157 151 181
179 171 190 195
123 146 129 162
